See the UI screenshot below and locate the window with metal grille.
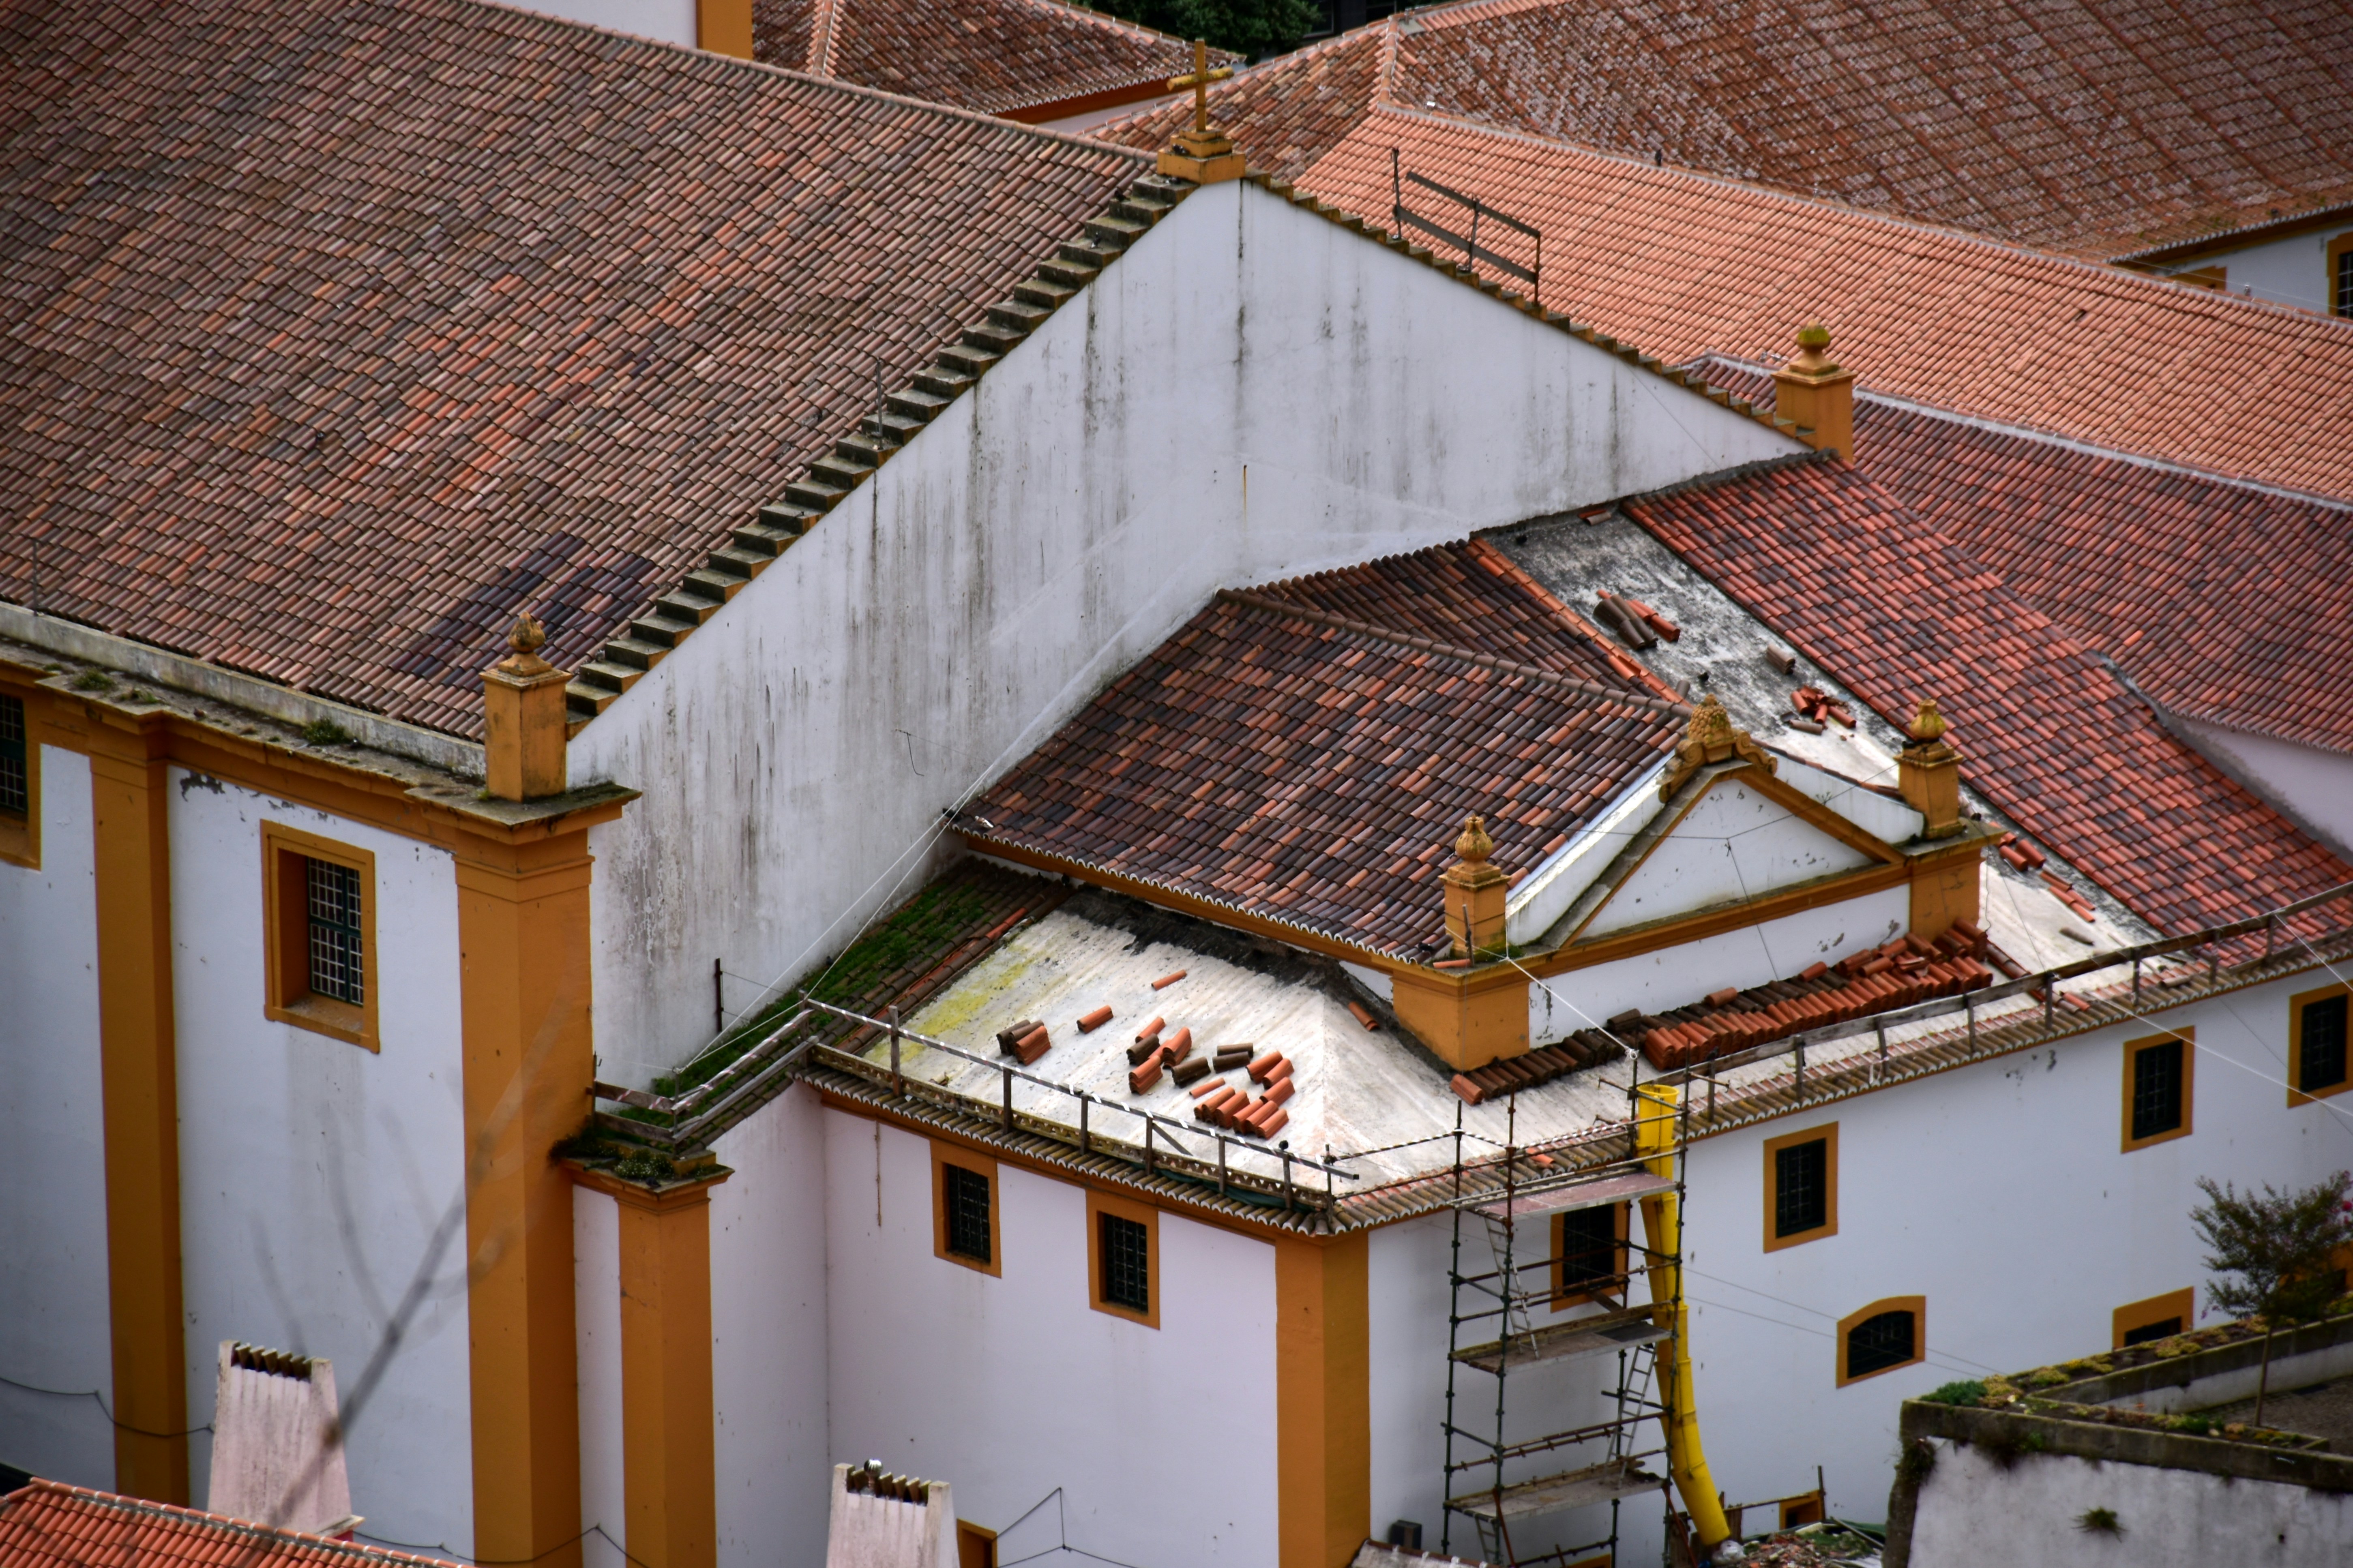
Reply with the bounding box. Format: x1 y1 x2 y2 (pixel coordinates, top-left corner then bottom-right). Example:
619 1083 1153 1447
2300 995 2348 1095
2121 1315 2184 1347
2131 1039 2184 1142
1845 1309 1916 1378
1098 1212 1148 1313
0 693 25 816
942 1163 991 1264
305 857 365 1005
1776 1138 1829 1238
1558 1204 1622 1295
2338 246 2353 317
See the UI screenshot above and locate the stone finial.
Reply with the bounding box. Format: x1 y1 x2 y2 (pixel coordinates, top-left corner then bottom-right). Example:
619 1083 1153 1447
484 606 569 801
1774 320 1857 460
1788 322 1840 376
1453 813 1494 865
1660 694 1776 800
1908 698 1948 744
1897 694 1965 838
509 611 547 656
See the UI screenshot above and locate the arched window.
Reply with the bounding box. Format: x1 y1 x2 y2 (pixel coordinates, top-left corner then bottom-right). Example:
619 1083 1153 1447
1836 1296 1925 1385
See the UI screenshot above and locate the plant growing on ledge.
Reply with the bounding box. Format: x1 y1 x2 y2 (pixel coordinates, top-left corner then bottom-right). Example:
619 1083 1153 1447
2190 1168 2352 1426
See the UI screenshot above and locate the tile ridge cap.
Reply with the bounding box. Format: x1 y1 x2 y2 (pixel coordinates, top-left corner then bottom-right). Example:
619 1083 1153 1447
1214 588 1686 715
1459 537 1685 705
1609 448 1840 514
808 0 845 77
2106 195 2353 264
21 1480 460 1564
1009 0 1241 62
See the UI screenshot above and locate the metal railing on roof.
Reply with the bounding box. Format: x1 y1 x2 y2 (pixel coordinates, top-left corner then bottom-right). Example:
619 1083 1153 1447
1392 149 1542 306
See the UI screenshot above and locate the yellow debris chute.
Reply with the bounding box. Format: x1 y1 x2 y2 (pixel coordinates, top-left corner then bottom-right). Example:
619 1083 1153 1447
1635 1083 1733 1557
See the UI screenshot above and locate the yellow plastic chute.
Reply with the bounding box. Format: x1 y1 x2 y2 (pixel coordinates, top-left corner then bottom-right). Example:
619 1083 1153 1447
1634 1083 1732 1556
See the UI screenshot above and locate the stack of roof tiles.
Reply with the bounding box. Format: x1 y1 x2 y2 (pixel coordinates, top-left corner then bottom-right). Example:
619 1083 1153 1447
1613 455 2353 935
963 545 1686 957
1449 1030 1626 1104
0 0 1144 738
0 1479 463 1568
1703 365 2353 759
754 0 1232 120
1105 0 2353 261
1632 932 1995 1070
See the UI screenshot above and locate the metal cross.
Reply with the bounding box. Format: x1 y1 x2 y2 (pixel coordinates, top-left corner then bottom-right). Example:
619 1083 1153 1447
1167 39 1233 139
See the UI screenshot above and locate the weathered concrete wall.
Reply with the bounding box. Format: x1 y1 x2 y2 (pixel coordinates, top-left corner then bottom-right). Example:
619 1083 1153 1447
167 773 475 1554
2166 222 2353 316
1671 972 2353 1528
0 746 115 1489
1583 779 1875 938
2173 715 2353 859
819 1108 1281 1565
569 177 1799 1085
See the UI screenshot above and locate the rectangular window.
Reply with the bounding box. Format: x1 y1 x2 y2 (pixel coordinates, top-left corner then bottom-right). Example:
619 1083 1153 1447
930 1142 1000 1277
1762 1123 1838 1251
0 689 34 868
1836 1295 1924 1385
1553 1202 1629 1308
2336 237 2353 318
2291 985 2351 1105
1085 1188 1158 1327
262 821 378 1050
2121 1031 2193 1150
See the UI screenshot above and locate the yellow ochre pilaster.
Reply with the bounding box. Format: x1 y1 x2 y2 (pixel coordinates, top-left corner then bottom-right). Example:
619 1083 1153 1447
1274 1232 1370 1568
614 1172 728 1568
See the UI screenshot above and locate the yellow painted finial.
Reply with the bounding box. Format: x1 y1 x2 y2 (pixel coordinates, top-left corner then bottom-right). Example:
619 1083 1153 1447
508 610 547 656
1909 698 1948 743
1453 813 1493 865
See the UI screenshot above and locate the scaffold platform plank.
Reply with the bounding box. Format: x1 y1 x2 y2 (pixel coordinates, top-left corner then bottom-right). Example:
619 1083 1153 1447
1447 1455 1663 1522
1468 1168 1674 1221
1450 1303 1666 1373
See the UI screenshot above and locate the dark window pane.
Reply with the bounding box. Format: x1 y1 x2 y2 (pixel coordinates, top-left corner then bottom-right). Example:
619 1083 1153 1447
2301 996 2348 1093
2339 248 2353 317
2131 1041 2183 1141
0 693 25 815
1559 1204 1622 1294
1776 1139 1828 1238
305 857 365 1005
943 1164 991 1263
1847 1310 1915 1377
1100 1213 1148 1312
2122 1317 2183 1347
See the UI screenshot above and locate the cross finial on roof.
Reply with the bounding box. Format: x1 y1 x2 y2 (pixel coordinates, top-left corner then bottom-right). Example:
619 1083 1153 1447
1157 40 1244 185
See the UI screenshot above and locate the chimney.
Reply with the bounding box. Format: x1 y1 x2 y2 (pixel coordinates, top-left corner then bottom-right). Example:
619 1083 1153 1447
483 610 569 801
1896 700 1965 838
1773 323 1855 461
1442 814 1508 960
207 1341 357 1539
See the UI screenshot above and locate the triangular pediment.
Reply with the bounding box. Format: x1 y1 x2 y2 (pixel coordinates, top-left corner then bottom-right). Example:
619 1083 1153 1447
1578 770 1879 938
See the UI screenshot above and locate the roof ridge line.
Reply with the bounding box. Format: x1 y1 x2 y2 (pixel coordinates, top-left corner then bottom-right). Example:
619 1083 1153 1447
1459 536 1686 704
1600 448 1837 514
20 1479 457 1564
1213 588 1686 714
1693 352 2353 512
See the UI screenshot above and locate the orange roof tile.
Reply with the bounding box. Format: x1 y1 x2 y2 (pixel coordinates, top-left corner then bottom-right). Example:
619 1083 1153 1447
0 0 1145 739
1288 108 2353 501
1109 0 2353 261
0 1479 465 1568
756 0 1233 118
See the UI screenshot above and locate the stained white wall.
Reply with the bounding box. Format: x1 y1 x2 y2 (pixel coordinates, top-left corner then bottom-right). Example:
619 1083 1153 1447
167 772 474 1555
2171 222 2353 315
1671 974 2353 1526
822 1108 1281 1566
709 1083 833 1568
1530 885 1910 1045
0 746 115 1489
2172 715 2353 858
1583 780 1875 938
508 0 697 48
1905 1437 2353 1566
576 1187 626 1568
569 176 1799 1085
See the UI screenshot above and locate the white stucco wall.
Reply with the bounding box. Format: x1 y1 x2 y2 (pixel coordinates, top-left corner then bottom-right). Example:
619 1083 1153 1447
167 773 475 1554
508 0 697 48
0 746 116 1489
2172 715 2353 858
1583 781 1875 939
1671 975 2353 1527
1905 1437 2353 1566
2172 222 2352 315
709 1084 833 1568
569 176 1799 1085
576 1186 626 1568
822 1108 1281 1566
1529 884 1910 1045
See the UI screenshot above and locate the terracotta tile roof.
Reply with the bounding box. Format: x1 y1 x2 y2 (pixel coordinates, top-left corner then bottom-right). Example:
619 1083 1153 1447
1282 108 2353 502
0 0 1145 739
1105 0 2353 262
1617 456 2353 934
755 0 1231 118
962 548 1685 957
1102 24 1388 174
1703 363 2353 758
0 1479 464 1568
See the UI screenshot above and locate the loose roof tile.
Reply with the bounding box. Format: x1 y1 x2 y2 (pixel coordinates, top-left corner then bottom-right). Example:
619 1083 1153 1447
0 0 1146 738
1699 362 2353 758
0 1479 465 1568
962 548 1686 957
1105 0 2353 263
1615 455 2353 934
755 0 1233 118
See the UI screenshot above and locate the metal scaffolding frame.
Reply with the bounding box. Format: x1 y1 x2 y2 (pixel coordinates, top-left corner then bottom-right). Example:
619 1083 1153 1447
1440 1092 1687 1568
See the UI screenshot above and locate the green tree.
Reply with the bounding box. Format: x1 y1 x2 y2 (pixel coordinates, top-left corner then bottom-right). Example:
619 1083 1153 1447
2190 1170 2353 1427
1093 0 1321 62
